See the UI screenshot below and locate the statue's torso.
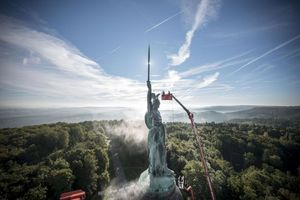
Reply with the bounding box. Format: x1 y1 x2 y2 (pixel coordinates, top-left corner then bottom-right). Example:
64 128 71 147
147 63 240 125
152 110 162 126
145 109 162 129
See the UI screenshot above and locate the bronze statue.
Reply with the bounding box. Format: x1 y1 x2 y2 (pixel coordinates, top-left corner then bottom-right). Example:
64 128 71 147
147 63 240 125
145 80 172 176
139 46 182 200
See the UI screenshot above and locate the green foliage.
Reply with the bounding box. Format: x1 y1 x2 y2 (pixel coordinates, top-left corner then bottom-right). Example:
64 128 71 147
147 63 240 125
165 121 300 200
182 160 209 199
66 147 99 197
1 119 300 199
244 152 255 168
0 122 110 200
47 158 74 199
24 184 47 200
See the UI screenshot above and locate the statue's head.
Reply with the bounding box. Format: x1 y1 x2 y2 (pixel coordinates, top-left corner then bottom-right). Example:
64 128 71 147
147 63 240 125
152 93 160 110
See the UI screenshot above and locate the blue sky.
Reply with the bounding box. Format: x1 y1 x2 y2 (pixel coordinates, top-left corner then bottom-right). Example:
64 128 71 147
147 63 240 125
0 0 300 109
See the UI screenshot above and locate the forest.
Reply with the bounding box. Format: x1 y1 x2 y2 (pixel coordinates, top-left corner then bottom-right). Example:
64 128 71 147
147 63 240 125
0 119 300 200
0 121 110 200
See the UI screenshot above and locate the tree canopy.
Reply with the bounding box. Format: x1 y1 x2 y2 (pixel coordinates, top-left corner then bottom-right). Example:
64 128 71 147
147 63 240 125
1 119 300 199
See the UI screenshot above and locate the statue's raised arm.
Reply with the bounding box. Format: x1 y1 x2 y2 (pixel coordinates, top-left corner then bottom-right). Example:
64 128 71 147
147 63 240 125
147 81 152 113
145 46 153 129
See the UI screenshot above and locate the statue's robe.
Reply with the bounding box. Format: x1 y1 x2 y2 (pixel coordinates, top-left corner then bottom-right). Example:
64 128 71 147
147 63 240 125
145 109 167 176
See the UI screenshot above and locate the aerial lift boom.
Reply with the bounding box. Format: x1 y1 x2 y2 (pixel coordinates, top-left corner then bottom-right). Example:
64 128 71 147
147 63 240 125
161 92 216 200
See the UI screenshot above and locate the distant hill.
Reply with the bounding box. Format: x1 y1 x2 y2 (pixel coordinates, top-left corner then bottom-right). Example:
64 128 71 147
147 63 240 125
226 106 300 120
166 106 300 123
197 105 255 113
195 110 227 122
0 107 141 128
0 106 300 128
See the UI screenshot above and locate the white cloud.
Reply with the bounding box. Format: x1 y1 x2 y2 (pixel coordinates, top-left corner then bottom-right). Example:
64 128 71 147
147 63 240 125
22 51 41 65
0 15 145 108
181 57 253 78
197 72 219 88
177 71 221 100
0 14 227 109
167 0 221 66
0 15 102 79
178 50 253 78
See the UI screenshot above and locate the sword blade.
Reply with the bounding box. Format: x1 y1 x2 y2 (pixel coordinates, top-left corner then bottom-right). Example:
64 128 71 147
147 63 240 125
148 45 150 82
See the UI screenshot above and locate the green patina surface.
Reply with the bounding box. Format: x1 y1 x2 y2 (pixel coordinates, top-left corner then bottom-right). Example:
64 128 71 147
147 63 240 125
139 79 176 197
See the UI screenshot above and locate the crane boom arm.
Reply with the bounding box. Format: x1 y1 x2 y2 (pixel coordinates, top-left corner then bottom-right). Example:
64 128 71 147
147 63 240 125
171 94 216 200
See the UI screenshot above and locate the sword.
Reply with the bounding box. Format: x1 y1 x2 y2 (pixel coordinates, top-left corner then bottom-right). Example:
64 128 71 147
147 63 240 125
147 45 150 83
147 45 152 112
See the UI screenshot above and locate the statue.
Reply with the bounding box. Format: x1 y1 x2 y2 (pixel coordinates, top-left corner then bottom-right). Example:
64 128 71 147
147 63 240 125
139 46 182 200
145 81 172 176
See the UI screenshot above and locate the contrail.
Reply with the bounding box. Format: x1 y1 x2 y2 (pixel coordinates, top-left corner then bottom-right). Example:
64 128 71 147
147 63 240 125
109 46 121 54
145 11 182 33
99 46 121 60
231 34 300 74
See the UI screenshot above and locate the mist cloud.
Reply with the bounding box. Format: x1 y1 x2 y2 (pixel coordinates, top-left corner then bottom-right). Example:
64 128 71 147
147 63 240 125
103 179 148 200
103 121 148 147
